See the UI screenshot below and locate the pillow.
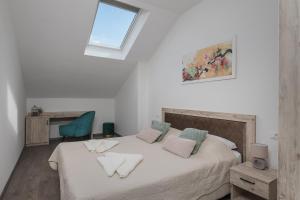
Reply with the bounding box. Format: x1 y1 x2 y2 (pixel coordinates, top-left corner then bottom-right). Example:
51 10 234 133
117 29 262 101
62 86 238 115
151 120 171 142
163 135 196 158
160 127 181 142
179 128 208 154
136 129 162 144
208 134 237 150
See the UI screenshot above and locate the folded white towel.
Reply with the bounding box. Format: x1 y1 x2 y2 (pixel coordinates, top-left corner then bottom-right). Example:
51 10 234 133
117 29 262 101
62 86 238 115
97 152 144 178
97 154 125 177
115 153 144 178
83 140 101 152
83 139 119 153
96 140 119 153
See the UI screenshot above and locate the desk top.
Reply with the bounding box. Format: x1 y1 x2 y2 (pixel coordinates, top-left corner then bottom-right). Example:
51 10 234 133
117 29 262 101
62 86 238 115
26 111 88 119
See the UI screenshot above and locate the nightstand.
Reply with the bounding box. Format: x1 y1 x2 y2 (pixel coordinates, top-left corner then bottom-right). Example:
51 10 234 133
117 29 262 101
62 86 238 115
230 162 277 200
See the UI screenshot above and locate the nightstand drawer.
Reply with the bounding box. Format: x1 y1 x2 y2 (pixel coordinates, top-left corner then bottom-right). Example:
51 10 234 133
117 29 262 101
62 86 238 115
230 170 269 199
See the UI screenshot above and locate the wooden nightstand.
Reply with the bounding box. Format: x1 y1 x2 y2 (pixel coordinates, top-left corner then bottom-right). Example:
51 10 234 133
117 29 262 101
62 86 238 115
230 162 277 200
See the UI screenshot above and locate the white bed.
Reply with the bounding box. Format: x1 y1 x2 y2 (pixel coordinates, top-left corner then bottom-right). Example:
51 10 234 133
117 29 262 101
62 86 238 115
49 108 256 200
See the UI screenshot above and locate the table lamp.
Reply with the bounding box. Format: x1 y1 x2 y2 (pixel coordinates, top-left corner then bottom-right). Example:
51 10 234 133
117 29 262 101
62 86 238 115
251 143 268 170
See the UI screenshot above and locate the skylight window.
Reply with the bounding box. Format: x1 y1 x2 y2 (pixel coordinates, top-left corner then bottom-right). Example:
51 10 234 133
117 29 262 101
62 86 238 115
89 0 140 49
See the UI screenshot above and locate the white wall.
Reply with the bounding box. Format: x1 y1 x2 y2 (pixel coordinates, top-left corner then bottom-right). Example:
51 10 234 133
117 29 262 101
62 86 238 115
0 0 26 194
114 62 151 136
114 67 139 136
137 62 150 131
116 0 279 168
26 98 115 138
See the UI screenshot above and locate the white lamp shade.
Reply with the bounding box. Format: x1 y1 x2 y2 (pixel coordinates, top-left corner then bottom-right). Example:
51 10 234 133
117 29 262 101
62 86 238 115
251 143 268 159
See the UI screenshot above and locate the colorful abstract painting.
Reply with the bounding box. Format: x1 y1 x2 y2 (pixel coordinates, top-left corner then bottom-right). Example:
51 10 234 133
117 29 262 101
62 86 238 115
182 40 236 83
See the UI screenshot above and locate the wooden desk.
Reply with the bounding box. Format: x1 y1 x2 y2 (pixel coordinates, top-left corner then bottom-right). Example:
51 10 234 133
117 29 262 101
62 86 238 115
25 111 87 146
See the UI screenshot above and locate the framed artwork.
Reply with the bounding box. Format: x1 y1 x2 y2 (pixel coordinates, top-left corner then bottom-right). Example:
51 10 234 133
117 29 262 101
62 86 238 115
182 39 236 84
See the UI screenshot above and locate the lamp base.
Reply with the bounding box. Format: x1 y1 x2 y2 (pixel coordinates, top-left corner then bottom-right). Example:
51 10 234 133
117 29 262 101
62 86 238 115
252 158 268 170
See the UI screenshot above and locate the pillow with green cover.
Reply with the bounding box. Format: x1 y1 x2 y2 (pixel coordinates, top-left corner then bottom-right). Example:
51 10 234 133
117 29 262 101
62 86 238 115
151 120 171 142
179 128 208 154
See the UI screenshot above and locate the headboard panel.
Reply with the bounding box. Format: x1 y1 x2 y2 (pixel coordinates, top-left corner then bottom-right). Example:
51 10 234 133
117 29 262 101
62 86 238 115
162 108 256 162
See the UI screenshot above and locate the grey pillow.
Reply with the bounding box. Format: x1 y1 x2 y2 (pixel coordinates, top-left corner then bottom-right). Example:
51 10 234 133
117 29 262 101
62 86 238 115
151 120 171 142
179 128 208 154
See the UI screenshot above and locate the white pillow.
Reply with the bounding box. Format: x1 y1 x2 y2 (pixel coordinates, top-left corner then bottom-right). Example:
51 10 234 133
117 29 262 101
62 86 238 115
208 134 237 150
136 128 162 144
163 135 196 158
160 127 181 142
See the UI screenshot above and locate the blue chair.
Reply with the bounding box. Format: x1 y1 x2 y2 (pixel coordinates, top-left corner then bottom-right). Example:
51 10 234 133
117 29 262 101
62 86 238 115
59 111 95 138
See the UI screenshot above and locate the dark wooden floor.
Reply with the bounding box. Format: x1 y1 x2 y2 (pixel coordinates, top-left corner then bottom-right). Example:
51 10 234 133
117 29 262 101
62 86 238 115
1 136 230 200
1 140 61 200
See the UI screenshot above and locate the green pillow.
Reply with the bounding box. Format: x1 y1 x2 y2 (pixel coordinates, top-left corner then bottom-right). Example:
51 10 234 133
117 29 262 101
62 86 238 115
179 128 208 154
151 120 171 142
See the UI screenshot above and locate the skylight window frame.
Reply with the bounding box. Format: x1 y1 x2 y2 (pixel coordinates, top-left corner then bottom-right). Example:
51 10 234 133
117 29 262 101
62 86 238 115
88 0 141 50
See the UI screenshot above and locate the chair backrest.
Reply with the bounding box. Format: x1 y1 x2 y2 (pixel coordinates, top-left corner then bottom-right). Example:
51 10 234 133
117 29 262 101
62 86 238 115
73 111 96 132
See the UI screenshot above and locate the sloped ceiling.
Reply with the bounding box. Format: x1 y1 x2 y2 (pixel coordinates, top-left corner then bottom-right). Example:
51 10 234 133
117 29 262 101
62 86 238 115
140 0 202 14
9 0 201 98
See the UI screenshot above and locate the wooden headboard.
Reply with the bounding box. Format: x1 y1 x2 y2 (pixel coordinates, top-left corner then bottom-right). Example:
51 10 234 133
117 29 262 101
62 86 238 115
162 108 256 162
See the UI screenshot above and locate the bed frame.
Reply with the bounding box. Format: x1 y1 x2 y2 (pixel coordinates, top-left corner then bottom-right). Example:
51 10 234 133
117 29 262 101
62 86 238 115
162 108 256 162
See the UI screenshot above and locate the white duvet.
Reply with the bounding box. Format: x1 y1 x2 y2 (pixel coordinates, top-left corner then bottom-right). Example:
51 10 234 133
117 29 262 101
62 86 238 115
49 133 240 200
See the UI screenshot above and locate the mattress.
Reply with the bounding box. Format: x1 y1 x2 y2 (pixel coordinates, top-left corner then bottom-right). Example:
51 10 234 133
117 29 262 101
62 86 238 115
49 133 240 200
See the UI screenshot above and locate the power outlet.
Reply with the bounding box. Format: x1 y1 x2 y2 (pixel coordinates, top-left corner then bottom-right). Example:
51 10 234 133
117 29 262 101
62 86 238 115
270 133 278 141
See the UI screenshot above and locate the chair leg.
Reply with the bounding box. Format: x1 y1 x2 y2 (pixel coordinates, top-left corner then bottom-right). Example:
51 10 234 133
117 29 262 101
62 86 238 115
85 135 90 141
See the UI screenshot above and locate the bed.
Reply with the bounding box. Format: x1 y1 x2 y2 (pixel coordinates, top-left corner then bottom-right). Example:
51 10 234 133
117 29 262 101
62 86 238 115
49 108 256 200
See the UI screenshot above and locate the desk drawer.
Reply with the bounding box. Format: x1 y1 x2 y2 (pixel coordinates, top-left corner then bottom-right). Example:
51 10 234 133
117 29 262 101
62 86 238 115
230 170 269 199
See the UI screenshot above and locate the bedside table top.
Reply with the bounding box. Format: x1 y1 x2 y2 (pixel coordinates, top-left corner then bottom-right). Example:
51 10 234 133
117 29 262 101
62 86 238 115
230 162 277 184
